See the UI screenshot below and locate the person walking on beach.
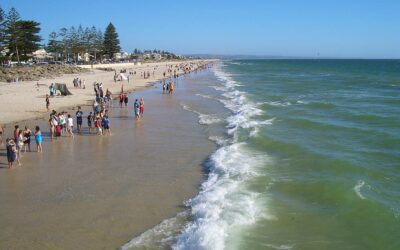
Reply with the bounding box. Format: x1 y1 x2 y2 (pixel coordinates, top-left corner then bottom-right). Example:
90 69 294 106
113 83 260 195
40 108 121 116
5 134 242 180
49 117 54 139
13 125 23 160
168 81 174 94
35 126 43 153
61 112 68 135
76 107 83 133
87 112 93 133
124 93 129 107
13 125 20 141
49 83 55 97
119 93 124 108
95 116 102 135
23 126 32 152
102 115 111 135
45 94 50 111
134 99 140 119
67 114 74 137
17 130 24 158
139 98 144 117
6 138 18 168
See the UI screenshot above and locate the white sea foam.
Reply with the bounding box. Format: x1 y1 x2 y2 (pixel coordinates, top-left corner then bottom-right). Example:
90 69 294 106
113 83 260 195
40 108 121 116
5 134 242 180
172 64 273 250
173 143 268 250
196 93 218 101
263 243 294 250
263 101 292 107
181 103 222 125
208 136 226 146
120 211 189 250
353 180 366 200
209 85 229 91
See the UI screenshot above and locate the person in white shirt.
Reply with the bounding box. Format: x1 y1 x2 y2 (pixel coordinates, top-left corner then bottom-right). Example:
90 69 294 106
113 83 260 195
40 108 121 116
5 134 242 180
67 114 74 137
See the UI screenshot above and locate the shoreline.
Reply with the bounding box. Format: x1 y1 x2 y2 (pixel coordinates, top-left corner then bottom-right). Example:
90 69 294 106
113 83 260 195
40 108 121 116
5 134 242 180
0 60 214 126
0 68 216 249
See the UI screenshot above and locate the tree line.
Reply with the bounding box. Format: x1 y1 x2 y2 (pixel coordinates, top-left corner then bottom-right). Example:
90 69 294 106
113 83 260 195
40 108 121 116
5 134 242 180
46 22 121 62
0 5 181 64
0 6 121 63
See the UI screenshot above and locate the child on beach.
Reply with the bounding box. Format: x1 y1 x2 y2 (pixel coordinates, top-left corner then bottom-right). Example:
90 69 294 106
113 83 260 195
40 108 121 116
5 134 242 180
55 124 62 137
95 116 102 135
35 126 42 152
45 94 50 111
67 114 74 137
87 112 93 133
139 98 144 117
119 93 124 108
134 99 140 119
60 112 67 134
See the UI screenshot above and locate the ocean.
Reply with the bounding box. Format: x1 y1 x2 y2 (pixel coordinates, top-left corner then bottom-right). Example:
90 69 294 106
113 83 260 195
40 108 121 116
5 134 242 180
123 59 400 250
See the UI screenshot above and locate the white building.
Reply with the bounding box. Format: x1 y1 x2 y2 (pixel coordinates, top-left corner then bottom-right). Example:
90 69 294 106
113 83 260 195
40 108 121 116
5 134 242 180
32 49 53 61
114 52 130 60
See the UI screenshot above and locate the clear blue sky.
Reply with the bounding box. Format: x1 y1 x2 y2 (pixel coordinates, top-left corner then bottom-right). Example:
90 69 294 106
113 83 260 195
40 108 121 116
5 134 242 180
1 0 399 58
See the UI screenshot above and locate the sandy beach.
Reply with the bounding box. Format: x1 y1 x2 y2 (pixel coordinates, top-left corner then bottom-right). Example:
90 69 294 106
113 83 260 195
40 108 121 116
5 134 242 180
0 60 208 125
0 68 216 249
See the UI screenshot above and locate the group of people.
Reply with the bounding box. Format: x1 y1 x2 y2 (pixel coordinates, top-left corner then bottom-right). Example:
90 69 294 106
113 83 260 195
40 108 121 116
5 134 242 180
134 98 145 118
162 81 175 94
73 78 85 88
3 125 43 168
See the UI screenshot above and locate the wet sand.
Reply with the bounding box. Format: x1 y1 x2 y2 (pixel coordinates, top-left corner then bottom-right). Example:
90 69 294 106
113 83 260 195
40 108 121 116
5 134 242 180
0 73 215 249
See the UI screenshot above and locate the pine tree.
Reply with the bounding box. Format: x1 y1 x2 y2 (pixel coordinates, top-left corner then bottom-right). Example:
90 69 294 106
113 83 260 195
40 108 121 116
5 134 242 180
68 26 79 61
5 7 21 62
0 6 7 61
103 22 120 59
15 20 41 61
47 31 61 60
58 27 70 61
94 28 103 61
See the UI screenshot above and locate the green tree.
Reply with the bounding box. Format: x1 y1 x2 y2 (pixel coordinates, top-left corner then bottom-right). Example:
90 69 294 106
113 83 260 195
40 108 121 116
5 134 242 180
58 27 69 61
47 31 62 60
0 6 7 61
15 20 41 61
91 26 103 61
103 22 120 59
5 7 21 62
67 26 79 61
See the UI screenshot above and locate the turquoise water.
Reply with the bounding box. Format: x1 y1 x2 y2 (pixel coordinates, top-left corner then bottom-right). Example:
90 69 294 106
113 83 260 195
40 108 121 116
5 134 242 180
124 60 400 250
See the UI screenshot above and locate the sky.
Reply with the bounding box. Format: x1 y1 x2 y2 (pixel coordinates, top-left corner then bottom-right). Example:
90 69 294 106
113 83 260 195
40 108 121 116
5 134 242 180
1 0 400 58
